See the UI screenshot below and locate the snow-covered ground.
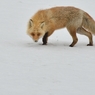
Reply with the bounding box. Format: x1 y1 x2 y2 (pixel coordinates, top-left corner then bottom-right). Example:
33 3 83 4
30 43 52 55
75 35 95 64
0 0 95 95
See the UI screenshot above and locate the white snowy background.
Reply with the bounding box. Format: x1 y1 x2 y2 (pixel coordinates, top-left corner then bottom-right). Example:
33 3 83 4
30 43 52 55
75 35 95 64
0 0 95 95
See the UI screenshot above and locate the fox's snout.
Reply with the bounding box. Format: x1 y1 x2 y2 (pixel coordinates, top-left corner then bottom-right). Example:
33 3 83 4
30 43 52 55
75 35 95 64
32 35 39 42
30 32 43 42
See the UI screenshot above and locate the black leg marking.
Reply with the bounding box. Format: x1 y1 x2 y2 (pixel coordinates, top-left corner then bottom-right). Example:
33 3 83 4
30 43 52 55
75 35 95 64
42 32 48 45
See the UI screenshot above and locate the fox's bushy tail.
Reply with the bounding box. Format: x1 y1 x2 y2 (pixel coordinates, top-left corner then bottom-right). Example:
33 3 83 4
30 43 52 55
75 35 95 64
82 12 95 35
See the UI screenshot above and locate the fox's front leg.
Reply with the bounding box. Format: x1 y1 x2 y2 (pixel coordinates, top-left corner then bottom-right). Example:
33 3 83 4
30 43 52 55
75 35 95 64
42 32 48 45
42 30 54 45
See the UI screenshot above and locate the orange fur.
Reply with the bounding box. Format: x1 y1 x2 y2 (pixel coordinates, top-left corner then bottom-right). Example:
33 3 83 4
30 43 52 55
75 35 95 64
27 6 95 47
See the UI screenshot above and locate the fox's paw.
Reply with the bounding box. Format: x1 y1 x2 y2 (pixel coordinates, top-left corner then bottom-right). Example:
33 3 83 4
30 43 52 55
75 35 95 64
42 43 47 45
87 43 93 46
69 44 74 47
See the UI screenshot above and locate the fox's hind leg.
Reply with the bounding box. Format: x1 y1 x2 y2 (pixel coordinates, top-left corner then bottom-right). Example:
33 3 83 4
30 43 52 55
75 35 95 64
67 26 78 47
77 27 93 46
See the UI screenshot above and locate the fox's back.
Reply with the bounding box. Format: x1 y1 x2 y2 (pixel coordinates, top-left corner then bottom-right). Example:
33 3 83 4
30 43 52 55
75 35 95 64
48 6 83 21
32 6 83 21
48 7 84 29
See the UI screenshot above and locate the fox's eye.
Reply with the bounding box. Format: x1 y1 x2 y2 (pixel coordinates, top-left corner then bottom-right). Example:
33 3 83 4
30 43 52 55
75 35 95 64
31 33 35 36
37 33 41 36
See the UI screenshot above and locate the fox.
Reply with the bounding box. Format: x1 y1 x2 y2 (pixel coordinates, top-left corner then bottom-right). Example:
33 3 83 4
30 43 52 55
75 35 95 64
27 6 95 47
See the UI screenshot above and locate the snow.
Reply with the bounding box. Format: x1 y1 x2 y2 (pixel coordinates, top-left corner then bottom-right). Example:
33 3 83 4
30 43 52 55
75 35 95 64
0 0 95 95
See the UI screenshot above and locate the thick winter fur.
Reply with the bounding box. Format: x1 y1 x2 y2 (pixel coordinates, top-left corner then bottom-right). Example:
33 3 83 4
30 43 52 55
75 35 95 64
27 6 95 47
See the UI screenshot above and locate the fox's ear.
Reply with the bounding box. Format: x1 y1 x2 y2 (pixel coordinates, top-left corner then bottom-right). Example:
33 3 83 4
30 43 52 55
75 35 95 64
40 21 45 29
29 19 33 27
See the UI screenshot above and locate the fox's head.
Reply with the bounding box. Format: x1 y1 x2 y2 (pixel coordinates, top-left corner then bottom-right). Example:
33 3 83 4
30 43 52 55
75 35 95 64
27 19 46 42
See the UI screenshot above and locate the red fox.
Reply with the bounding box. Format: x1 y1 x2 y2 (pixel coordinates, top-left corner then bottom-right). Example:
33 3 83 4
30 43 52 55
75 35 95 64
27 6 95 47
